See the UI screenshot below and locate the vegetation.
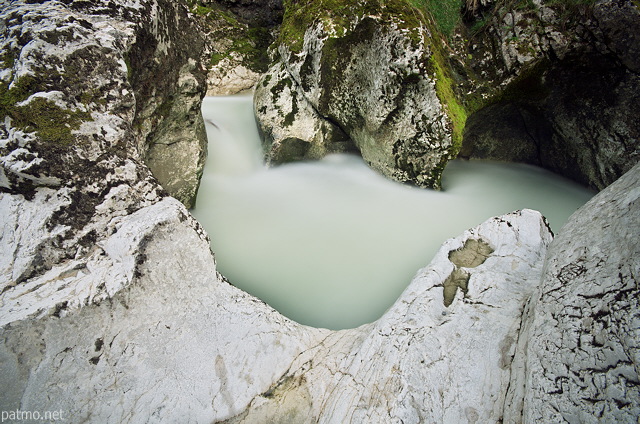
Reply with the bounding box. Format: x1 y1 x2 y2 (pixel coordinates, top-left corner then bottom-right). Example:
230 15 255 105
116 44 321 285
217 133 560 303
407 0 464 38
279 0 424 53
276 0 469 152
404 0 467 152
466 0 598 36
429 53 467 153
183 0 273 73
0 75 90 145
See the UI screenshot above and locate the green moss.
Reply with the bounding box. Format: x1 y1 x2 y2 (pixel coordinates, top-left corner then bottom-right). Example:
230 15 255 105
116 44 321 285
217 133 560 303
283 91 299 127
422 14 467 154
270 77 293 100
15 97 89 144
1 50 15 69
0 77 90 145
156 96 174 118
408 0 464 38
124 55 133 81
279 0 423 53
210 51 225 67
279 0 469 155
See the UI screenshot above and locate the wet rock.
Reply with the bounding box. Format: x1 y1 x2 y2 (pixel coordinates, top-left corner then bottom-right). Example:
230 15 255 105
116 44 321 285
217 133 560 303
205 0 284 27
222 210 552 423
0 208 553 422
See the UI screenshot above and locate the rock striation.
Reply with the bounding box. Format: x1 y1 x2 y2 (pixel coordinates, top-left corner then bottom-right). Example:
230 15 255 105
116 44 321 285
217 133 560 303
223 209 553 423
1 0 639 422
256 0 639 191
1 200 552 422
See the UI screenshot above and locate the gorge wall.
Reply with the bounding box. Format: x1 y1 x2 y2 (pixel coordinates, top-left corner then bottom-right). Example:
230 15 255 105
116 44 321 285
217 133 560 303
256 0 640 190
457 0 640 191
0 0 638 423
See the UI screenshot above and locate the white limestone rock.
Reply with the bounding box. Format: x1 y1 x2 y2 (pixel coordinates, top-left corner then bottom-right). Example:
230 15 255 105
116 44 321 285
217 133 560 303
206 60 261 96
0 196 327 421
224 209 553 423
254 60 354 164
504 162 640 423
1 207 552 423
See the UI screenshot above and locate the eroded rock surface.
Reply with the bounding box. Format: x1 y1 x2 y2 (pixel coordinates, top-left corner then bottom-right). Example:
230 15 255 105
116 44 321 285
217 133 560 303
222 210 552 423
0 196 326 421
458 0 640 190
1 208 553 423
504 162 640 422
1 1 638 423
254 0 456 188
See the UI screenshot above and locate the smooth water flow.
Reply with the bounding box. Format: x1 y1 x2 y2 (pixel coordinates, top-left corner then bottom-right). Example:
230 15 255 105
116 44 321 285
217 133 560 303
192 95 594 330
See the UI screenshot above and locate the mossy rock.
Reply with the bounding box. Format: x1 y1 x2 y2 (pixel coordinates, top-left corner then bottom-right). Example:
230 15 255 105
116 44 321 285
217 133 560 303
258 0 468 189
0 77 90 145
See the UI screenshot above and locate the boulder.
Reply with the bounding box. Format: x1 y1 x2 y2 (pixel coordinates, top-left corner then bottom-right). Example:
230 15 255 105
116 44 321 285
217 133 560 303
254 0 460 189
223 210 553 423
1 1 638 422
0 0 275 210
0 203 553 422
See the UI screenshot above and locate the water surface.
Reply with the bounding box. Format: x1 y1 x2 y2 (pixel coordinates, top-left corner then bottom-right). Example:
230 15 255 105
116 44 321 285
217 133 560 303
192 95 594 330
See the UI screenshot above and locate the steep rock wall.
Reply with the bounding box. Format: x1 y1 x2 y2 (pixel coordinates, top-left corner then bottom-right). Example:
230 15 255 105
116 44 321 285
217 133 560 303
1 1 638 422
0 0 274 210
504 162 640 422
257 0 639 191
458 0 640 190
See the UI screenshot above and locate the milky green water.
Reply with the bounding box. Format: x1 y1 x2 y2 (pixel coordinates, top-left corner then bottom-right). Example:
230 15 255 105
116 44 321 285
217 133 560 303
192 95 595 330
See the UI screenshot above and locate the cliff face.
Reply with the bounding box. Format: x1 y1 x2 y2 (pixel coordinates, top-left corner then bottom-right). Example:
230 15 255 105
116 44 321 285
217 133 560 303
457 0 640 190
0 0 269 321
505 162 640 422
0 0 638 422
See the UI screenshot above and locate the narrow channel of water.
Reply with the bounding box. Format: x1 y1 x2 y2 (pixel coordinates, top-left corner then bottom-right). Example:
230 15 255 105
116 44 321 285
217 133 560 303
192 95 594 330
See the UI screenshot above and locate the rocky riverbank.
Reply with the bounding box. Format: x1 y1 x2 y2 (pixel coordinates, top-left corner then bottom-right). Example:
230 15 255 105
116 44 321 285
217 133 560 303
1 0 638 422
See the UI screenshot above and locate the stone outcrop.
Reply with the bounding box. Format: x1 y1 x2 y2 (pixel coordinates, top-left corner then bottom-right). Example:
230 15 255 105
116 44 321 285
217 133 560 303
254 0 459 189
204 0 284 27
1 0 639 422
457 0 640 190
504 161 640 422
129 0 276 205
1 201 553 421
256 0 639 191
0 0 274 210
223 209 553 423
198 1 279 97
